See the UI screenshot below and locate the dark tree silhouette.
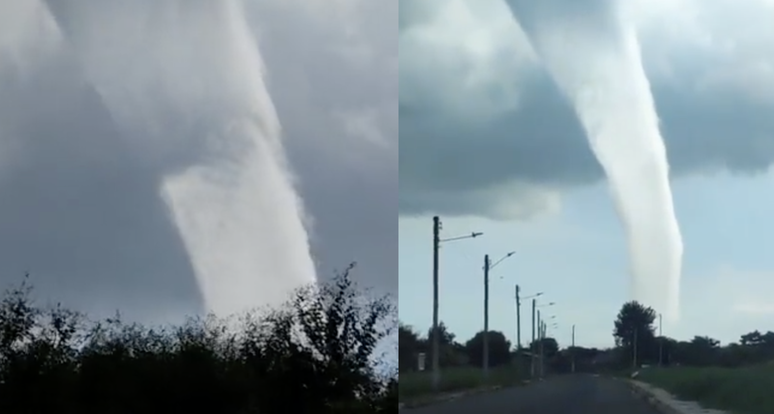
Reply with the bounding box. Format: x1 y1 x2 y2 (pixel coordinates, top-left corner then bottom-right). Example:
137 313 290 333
605 302 774 369
464 330 511 368
399 323 422 372
0 266 397 414
529 337 559 360
613 301 657 366
427 322 455 350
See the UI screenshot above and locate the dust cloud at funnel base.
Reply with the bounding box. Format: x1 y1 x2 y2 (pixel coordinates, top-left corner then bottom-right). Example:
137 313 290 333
0 0 317 318
504 2 683 321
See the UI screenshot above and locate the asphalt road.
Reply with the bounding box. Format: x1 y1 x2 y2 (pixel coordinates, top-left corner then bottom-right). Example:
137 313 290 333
405 375 662 414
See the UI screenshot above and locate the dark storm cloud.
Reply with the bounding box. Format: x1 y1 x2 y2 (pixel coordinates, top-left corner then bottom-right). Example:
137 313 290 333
247 0 397 294
0 0 396 321
399 0 774 219
0 55 203 323
400 73 598 192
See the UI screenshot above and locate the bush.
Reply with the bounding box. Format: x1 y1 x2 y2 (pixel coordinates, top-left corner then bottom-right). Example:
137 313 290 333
639 365 774 414
0 267 397 414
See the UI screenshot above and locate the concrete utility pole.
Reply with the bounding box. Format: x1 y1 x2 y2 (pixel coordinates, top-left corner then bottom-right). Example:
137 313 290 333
539 320 546 377
483 254 490 379
571 324 576 374
515 285 521 350
430 216 483 391
658 313 664 367
431 216 441 390
530 298 536 377
537 310 542 377
633 327 638 370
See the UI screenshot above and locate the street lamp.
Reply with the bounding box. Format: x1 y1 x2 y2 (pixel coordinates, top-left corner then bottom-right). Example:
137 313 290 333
441 232 484 243
532 302 555 343
514 289 543 350
486 251 515 271
530 299 556 378
431 216 483 392
482 251 516 378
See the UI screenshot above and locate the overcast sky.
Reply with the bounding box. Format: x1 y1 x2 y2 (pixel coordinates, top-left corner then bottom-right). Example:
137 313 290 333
0 0 396 323
399 0 774 349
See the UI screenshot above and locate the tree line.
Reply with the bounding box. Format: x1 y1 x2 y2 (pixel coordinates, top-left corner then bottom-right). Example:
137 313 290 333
611 300 774 369
399 322 561 373
0 265 397 413
400 300 774 377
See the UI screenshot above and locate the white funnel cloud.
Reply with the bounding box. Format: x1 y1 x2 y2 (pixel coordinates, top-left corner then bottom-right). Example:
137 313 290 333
0 0 61 73
0 0 62 159
504 0 683 321
1 0 317 317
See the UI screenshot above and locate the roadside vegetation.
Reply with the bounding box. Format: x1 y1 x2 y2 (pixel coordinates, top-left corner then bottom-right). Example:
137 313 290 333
0 265 397 413
399 365 528 400
638 365 774 414
398 319 561 402
400 299 774 413
610 300 774 414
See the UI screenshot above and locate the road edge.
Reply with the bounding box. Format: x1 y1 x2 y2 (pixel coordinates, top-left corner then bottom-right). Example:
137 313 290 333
626 379 691 414
399 385 502 410
399 380 531 410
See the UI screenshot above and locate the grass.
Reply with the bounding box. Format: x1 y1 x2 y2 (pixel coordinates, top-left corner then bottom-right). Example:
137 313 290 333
399 366 528 402
637 365 774 414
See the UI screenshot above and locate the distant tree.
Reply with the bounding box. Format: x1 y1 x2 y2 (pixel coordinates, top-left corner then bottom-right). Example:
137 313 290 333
740 330 764 346
761 331 774 347
425 322 467 368
613 301 657 366
426 322 455 348
661 336 719 367
719 342 758 367
398 323 421 372
657 336 679 365
528 337 559 359
464 331 511 367
564 346 601 373
692 335 720 349
684 336 720 366
739 330 774 349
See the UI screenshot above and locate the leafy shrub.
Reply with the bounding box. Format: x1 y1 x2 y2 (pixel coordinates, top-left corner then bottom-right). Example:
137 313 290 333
0 267 397 414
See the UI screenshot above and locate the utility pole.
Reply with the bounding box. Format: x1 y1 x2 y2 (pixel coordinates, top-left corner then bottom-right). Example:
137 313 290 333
530 298 536 377
571 324 576 373
431 216 441 391
633 327 638 370
537 310 542 378
428 217 484 390
540 320 548 378
515 284 521 350
537 310 541 342
483 254 490 379
658 313 663 367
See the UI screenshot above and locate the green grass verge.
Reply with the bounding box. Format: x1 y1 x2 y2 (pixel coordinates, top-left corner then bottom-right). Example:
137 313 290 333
399 366 528 402
638 365 774 414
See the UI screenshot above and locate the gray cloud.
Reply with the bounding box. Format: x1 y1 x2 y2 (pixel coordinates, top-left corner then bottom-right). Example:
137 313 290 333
399 0 774 219
0 0 396 322
0 53 203 323
248 0 397 294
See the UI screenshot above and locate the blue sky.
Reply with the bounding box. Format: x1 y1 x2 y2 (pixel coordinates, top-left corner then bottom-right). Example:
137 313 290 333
399 0 774 349
400 171 774 349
